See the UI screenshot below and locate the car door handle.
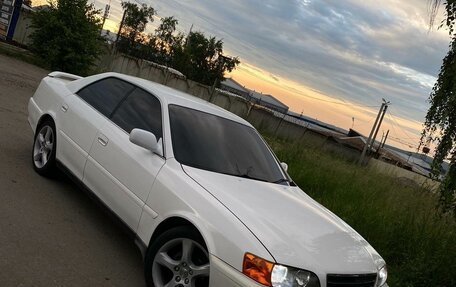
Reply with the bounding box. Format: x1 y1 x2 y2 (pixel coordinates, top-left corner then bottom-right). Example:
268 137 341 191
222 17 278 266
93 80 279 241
61 104 69 112
97 134 108 146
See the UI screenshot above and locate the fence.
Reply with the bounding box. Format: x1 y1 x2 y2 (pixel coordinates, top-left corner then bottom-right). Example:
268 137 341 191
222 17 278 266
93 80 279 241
98 53 331 138
96 52 437 188
368 158 440 191
95 53 365 146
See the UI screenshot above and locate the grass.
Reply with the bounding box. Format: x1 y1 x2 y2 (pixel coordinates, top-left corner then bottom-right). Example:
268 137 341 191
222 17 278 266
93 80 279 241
1 47 453 286
0 43 47 69
268 138 456 287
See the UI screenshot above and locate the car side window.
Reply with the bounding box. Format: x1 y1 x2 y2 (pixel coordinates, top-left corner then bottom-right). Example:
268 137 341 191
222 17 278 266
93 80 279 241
111 88 163 139
77 78 135 117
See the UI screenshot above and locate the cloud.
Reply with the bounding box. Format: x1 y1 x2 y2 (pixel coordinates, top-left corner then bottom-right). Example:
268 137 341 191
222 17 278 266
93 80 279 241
100 0 450 148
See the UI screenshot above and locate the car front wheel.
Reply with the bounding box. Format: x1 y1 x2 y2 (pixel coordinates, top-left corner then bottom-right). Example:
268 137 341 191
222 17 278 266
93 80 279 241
32 119 57 176
145 226 210 287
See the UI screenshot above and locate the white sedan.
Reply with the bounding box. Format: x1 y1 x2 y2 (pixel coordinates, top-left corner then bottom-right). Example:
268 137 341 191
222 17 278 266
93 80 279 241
28 72 388 287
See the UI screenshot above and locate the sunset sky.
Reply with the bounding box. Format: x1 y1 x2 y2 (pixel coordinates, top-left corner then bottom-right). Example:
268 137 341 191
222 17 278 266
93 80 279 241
33 0 450 151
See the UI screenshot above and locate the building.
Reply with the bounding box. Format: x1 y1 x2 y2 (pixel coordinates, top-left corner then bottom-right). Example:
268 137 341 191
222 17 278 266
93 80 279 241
347 128 364 138
11 3 35 46
220 78 250 99
0 0 25 41
249 90 289 114
220 78 289 114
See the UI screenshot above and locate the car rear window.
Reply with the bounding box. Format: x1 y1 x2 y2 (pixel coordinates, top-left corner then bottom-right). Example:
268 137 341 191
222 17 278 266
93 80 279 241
77 77 135 117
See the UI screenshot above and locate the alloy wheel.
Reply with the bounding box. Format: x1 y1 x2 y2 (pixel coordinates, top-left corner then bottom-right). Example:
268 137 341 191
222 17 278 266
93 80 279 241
152 238 210 287
33 125 54 169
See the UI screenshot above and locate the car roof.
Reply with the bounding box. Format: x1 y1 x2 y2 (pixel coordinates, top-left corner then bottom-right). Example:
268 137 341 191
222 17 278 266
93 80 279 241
104 72 253 127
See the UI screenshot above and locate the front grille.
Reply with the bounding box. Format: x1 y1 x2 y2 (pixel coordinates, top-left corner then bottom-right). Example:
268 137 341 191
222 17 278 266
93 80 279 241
327 273 377 287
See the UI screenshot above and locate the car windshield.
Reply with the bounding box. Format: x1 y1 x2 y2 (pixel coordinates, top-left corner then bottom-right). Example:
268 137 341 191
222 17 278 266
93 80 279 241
169 105 286 183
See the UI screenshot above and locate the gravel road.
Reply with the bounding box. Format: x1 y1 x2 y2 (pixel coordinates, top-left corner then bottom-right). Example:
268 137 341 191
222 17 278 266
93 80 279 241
0 53 145 287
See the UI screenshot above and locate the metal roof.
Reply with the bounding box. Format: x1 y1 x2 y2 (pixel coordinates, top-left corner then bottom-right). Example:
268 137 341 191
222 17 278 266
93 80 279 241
249 90 289 110
221 78 250 93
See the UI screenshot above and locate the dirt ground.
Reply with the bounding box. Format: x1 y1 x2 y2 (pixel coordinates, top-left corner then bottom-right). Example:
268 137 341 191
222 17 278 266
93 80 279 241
0 54 145 286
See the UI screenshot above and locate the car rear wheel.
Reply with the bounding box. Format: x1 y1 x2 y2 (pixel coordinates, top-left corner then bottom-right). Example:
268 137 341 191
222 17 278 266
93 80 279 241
145 226 210 287
32 119 57 177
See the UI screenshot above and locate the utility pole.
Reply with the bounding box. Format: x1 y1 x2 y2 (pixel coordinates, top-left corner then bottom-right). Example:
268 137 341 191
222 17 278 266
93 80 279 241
381 130 390 148
115 9 127 46
101 2 111 33
185 24 194 49
359 103 384 165
358 99 390 165
370 99 389 153
376 130 390 154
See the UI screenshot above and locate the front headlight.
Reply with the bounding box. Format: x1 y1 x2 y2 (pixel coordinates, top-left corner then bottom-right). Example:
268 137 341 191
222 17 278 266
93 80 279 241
376 266 387 287
271 264 320 287
242 253 320 287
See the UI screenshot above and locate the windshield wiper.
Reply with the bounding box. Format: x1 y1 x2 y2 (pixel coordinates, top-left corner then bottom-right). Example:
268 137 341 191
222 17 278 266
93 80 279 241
273 178 297 186
235 173 270 183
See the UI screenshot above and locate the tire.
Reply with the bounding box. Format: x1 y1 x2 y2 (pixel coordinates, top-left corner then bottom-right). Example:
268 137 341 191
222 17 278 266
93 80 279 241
32 119 57 177
145 226 210 287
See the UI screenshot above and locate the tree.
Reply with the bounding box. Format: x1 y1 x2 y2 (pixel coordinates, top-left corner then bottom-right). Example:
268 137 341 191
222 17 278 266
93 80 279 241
29 0 103 75
117 2 155 56
424 1 456 214
113 3 240 86
147 16 184 65
172 31 240 86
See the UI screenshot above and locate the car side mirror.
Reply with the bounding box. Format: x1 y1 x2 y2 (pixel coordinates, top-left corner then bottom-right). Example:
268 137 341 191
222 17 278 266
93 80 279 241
129 128 163 156
281 162 288 172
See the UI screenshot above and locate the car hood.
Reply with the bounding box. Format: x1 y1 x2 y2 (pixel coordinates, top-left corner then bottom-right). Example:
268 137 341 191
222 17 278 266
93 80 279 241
183 166 385 274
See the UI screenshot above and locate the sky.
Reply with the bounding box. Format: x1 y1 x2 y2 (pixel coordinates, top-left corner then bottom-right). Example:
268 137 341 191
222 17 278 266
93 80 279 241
34 0 451 151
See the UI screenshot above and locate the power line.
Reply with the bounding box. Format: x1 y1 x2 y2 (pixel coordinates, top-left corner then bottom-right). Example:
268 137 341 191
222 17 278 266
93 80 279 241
288 92 381 108
385 112 419 148
387 109 419 141
382 111 418 148
389 136 419 147
354 114 377 128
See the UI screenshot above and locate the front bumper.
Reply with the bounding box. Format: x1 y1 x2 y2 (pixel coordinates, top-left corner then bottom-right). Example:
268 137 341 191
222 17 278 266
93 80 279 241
209 255 389 287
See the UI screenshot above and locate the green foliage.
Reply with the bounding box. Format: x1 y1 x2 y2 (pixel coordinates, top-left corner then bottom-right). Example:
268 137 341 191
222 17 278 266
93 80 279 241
423 1 456 214
117 1 155 55
172 31 240 86
116 3 240 86
29 0 104 75
146 16 185 66
268 138 456 287
430 0 456 35
422 39 456 213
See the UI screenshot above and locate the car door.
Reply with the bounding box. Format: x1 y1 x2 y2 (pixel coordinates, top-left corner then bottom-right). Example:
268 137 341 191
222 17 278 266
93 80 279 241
83 86 166 230
58 77 135 179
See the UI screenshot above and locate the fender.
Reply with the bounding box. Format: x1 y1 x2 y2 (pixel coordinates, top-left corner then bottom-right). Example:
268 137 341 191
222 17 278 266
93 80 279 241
136 159 275 272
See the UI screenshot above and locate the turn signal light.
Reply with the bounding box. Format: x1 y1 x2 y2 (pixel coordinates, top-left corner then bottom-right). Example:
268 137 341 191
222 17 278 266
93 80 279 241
242 253 274 286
